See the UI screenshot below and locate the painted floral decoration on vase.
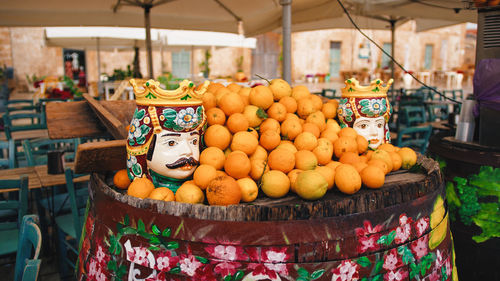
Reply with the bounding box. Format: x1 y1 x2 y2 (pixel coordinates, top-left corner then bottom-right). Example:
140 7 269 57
338 78 393 149
126 79 209 193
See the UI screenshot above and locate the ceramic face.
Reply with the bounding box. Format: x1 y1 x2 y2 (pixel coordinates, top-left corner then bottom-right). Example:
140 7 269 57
147 130 200 179
353 116 385 149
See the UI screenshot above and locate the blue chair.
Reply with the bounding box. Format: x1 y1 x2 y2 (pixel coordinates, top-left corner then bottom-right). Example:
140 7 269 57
55 168 88 278
395 125 433 154
14 215 42 281
0 176 29 257
0 139 15 169
22 138 80 167
397 105 427 129
321 88 337 99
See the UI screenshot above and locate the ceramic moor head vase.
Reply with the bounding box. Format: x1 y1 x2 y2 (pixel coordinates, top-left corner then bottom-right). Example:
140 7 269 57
338 78 393 149
126 79 209 193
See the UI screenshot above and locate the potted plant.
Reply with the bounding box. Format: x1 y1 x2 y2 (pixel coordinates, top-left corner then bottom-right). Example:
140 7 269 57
199 50 211 79
25 74 46 92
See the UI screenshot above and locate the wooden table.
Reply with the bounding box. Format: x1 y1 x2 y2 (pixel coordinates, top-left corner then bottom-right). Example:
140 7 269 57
0 129 49 141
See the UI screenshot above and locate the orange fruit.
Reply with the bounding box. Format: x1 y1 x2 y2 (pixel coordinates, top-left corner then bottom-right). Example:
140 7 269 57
206 108 226 126
224 147 232 158
259 118 281 134
243 105 267 127
389 151 402 171
339 151 361 165
309 94 323 111
279 96 298 113
259 130 281 151
267 102 287 122
237 177 259 203
206 176 242 206
360 165 385 189
315 166 335 190
359 155 369 164
231 131 258 155
249 85 274 109
216 170 228 177
294 132 318 151
356 135 369 154
367 159 390 175
353 162 368 173
148 187 175 202
280 118 302 140
247 127 259 138
320 128 339 144
302 122 320 138
365 150 374 160
378 143 397 153
291 85 311 101
296 98 315 118
127 177 155 199
333 136 358 158
313 138 334 165
238 87 251 106
288 169 303 193
326 119 341 134
338 127 358 139
295 150 318 170
276 140 298 153
268 148 296 173
306 111 326 131
215 87 232 105
207 82 224 94
224 151 251 179
335 164 362 195
202 91 217 110
398 147 417 169
219 92 245 116
226 113 249 134
113 169 131 189
227 83 242 93
193 164 217 190
200 147 225 170
250 158 269 180
204 124 231 150
326 161 342 171
295 170 328 200
321 102 337 119
371 149 393 173
285 112 300 121
269 78 292 101
250 145 268 161
261 170 290 198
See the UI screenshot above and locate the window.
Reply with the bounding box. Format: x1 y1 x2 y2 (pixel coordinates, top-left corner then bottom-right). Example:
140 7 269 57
171 50 191 79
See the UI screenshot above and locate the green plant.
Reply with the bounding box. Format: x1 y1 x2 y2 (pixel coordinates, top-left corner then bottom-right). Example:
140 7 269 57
25 74 46 85
236 55 244 72
447 166 500 243
199 50 211 78
156 73 179 90
61 75 82 97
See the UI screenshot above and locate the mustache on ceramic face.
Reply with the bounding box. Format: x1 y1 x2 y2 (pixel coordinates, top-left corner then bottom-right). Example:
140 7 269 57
165 157 199 169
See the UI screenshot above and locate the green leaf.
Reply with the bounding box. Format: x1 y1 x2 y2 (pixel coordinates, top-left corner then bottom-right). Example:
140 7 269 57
195 256 209 264
137 219 146 232
140 124 151 135
122 226 137 235
128 138 135 146
136 135 146 145
169 266 181 274
149 246 160 251
234 270 244 281
151 224 161 235
377 235 388 246
356 256 371 267
373 260 384 275
117 265 127 278
135 109 145 120
167 241 179 250
296 277 309 281
410 263 419 279
398 246 415 264
361 278 369 281
297 267 309 277
138 231 154 240
115 242 122 255
116 222 124 234
149 236 161 245
223 274 232 281
372 274 383 281
446 182 461 208
311 269 325 280
162 228 171 237
386 230 396 245
107 260 117 272
256 108 268 119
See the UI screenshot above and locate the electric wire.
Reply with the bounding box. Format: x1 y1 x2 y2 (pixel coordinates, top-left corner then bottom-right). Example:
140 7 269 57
336 0 462 104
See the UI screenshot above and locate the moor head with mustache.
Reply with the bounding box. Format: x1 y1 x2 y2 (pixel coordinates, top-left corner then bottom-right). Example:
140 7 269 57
146 130 201 179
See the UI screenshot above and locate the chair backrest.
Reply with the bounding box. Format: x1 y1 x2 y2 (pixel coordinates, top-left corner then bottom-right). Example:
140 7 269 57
2 112 47 140
6 99 37 114
396 125 433 154
14 215 42 281
0 139 15 169
22 138 80 167
398 105 427 128
0 176 28 230
64 168 89 240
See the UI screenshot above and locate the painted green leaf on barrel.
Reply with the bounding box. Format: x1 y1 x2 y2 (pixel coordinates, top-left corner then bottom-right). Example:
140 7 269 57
162 228 171 237
167 241 179 250
234 270 244 281
149 245 160 251
116 222 123 234
356 256 371 267
117 265 127 278
223 274 231 281
149 236 161 245
372 274 383 281
297 268 309 277
310 269 325 280
122 226 137 235
169 267 181 274
137 219 145 232
296 277 308 281
373 259 384 275
151 224 161 235
107 260 117 272
398 245 415 264
195 256 209 264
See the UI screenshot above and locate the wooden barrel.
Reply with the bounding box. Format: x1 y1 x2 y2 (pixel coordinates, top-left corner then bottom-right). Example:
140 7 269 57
77 156 454 281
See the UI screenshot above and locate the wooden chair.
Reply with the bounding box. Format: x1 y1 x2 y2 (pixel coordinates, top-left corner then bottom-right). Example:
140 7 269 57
395 125 433 154
14 214 42 281
0 139 15 169
0 176 29 257
55 168 88 278
22 138 80 167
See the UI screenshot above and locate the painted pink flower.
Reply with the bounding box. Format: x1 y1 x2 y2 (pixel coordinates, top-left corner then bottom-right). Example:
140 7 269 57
247 263 279 280
445 259 452 277
357 234 380 253
94 268 108 281
246 247 290 278
214 261 242 277
95 244 109 265
179 254 203 277
87 258 98 278
383 249 402 271
424 270 440 281
394 214 412 244
384 268 408 281
355 220 384 237
205 245 247 261
196 264 218 281
155 251 179 272
331 260 359 281
411 236 429 260
146 271 166 281
415 217 429 236
435 250 443 268
126 246 151 267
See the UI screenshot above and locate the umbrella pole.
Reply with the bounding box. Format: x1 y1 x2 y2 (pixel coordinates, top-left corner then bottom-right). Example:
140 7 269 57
96 37 101 95
144 4 154 78
281 0 292 84
390 19 396 88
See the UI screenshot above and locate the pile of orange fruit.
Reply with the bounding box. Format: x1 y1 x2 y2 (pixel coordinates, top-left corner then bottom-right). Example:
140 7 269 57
115 79 418 205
